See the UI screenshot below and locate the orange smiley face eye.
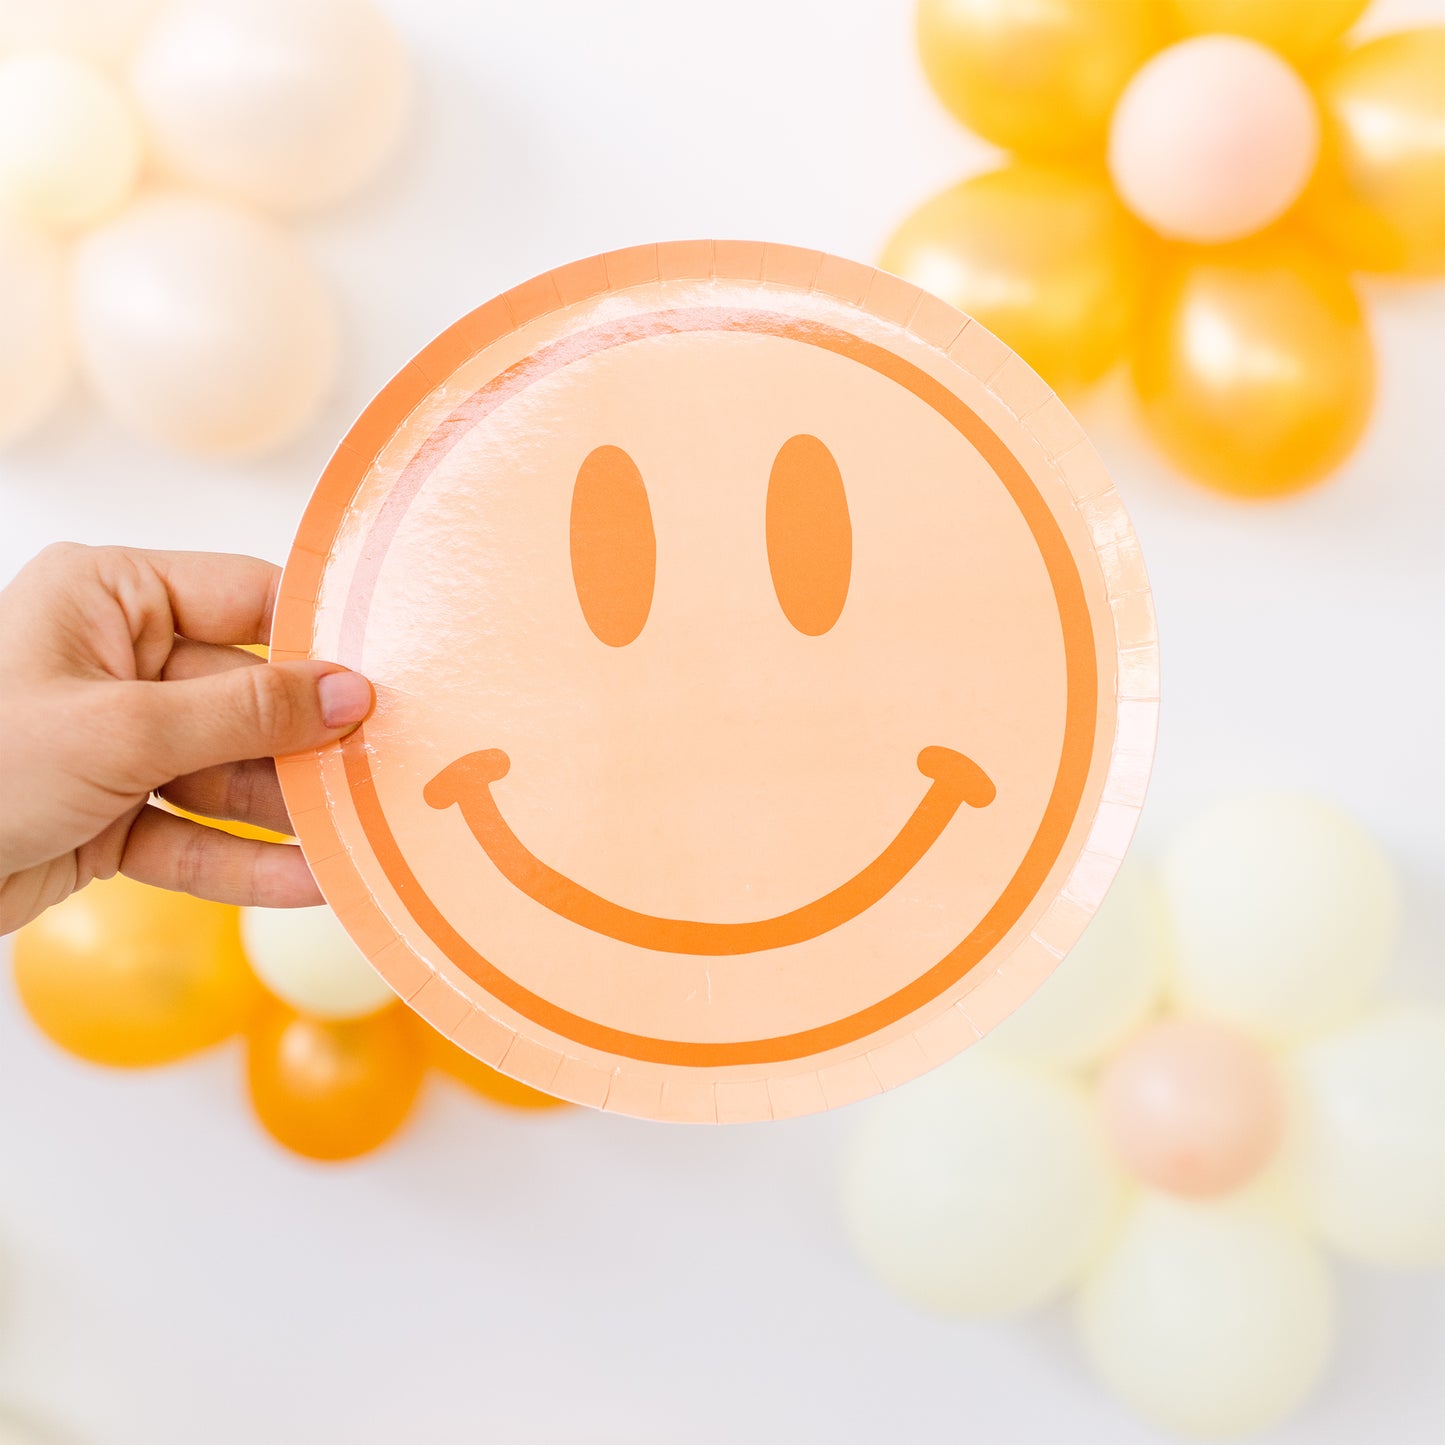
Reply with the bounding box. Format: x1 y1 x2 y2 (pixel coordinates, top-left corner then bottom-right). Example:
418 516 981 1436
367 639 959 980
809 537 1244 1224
570 444 657 647
767 433 851 636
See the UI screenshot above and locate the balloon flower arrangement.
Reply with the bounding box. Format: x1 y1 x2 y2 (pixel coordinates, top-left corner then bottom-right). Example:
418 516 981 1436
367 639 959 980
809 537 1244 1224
12 866 566 1163
0 0 410 456
890 0 1444 497
843 793 1444 1437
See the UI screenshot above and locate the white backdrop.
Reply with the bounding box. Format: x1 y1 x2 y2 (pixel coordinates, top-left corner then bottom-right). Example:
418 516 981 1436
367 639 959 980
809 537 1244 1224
2 3 1442 1441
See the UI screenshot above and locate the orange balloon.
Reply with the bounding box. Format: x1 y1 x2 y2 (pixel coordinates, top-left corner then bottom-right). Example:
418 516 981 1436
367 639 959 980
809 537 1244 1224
430 1032 568 1111
881 165 1144 391
11 873 258 1066
247 1000 426 1160
1133 237 1375 497
1168 0 1367 63
1298 28 1445 276
916 0 1159 160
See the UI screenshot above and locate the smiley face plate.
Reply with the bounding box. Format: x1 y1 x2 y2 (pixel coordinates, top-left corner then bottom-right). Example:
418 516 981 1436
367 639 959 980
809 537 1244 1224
273 241 1158 1122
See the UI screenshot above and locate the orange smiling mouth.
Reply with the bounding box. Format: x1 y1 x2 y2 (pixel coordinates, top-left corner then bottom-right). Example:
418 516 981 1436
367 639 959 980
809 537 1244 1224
422 746 995 955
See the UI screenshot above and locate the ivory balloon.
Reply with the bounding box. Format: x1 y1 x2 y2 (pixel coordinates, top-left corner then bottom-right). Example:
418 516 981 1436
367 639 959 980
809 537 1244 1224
881 166 1143 391
1168 0 1367 63
1133 237 1374 496
0 1 163 66
132 0 412 213
0 51 141 230
842 1054 1118 1315
248 1001 427 1161
1301 28 1445 277
12 874 259 1067
1288 1008 1445 1266
0 219 69 445
1160 794 1398 1041
71 193 338 456
1078 1193 1335 1436
916 0 1158 160
241 905 395 1021
987 860 1166 1069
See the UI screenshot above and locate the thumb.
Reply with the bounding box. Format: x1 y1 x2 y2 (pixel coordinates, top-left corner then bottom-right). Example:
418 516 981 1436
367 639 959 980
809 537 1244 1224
123 660 374 784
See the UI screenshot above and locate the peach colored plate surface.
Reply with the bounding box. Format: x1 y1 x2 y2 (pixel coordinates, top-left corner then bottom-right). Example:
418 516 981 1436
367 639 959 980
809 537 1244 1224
272 241 1158 1123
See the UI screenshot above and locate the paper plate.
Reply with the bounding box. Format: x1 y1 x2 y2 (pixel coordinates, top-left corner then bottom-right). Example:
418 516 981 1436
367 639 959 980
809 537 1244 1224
272 241 1158 1123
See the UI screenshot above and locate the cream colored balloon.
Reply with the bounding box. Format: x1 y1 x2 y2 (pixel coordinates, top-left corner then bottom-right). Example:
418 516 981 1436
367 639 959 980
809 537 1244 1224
71 193 338 456
1078 1192 1335 1436
988 860 1167 1069
842 1054 1119 1315
0 1 162 67
132 0 412 213
241 905 395 1020
1287 1008 1445 1266
0 219 69 445
0 51 141 230
1161 794 1398 1042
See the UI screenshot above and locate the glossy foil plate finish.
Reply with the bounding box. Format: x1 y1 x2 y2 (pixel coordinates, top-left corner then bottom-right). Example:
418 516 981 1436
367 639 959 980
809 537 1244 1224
272 241 1159 1122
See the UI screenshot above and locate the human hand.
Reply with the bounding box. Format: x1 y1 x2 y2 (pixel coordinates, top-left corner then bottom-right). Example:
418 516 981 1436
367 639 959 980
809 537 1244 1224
0 543 373 934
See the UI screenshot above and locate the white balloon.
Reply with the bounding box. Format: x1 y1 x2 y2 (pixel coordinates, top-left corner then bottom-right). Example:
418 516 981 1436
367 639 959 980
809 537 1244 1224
1161 794 1399 1042
1286 1008 1445 1267
1078 1192 1335 1437
841 1054 1119 1315
241 905 395 1020
988 860 1167 1069
0 219 69 445
131 0 412 213
71 192 338 456
0 50 141 230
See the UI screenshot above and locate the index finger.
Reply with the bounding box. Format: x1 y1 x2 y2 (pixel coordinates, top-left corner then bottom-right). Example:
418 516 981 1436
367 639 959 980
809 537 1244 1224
136 550 282 646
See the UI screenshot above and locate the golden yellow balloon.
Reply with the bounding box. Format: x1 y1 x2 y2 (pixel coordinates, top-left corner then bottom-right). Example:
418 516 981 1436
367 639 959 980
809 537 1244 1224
12 874 259 1066
916 0 1159 160
1133 238 1375 497
247 1001 426 1162
1299 28 1445 276
1169 0 1368 63
430 1032 568 1112
882 165 1144 391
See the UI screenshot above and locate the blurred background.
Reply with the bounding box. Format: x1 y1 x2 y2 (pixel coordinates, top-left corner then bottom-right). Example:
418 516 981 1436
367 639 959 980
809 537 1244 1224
0 1 1441 1441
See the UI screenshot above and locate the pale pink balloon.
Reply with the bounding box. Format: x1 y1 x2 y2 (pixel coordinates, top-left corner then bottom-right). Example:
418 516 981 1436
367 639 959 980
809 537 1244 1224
1108 36 1320 244
1100 1018 1283 1198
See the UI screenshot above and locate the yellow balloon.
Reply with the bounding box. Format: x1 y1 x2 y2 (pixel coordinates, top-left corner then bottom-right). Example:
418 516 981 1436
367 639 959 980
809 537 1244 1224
1168 0 1367 63
916 0 1159 159
12 874 259 1066
1298 28 1445 276
882 165 1144 391
430 1032 569 1112
1133 237 1374 497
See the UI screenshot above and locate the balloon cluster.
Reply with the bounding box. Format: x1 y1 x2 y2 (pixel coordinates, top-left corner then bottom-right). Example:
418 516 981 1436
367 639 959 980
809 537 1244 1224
843 793 1443 1437
11 869 566 1163
0 0 411 456
895 0 1444 497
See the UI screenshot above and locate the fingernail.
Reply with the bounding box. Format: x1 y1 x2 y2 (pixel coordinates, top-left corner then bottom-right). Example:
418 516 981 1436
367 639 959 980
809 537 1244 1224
318 670 373 729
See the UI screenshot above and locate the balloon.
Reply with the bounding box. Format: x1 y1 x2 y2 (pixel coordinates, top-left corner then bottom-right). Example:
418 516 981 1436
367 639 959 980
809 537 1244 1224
987 860 1166 1069
1168 0 1368 63
11 874 259 1067
1133 237 1375 496
240 904 395 1020
0 219 69 445
915 0 1159 161
1287 1008 1445 1266
0 51 140 230
247 1000 426 1161
842 1054 1119 1315
1299 28 1445 277
430 1033 568 1111
1077 1192 1335 1436
881 165 1143 391
1108 37 1319 244
1160 795 1398 1042
131 0 412 213
70 193 338 456
0 1 163 67
1099 1018 1282 1198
